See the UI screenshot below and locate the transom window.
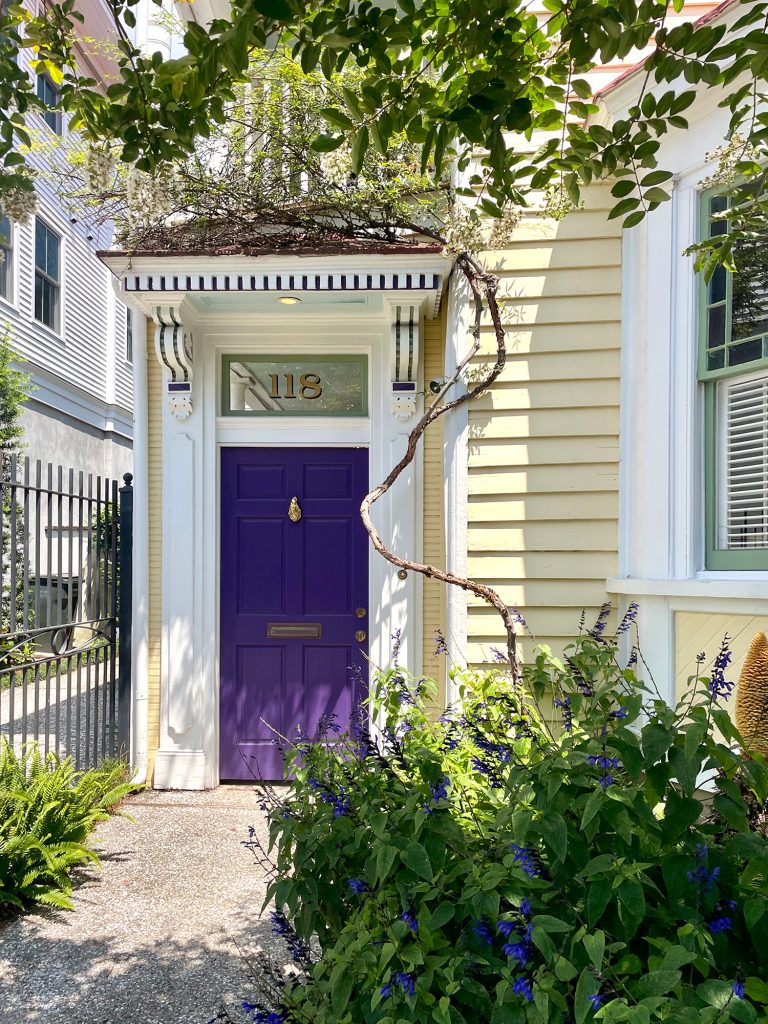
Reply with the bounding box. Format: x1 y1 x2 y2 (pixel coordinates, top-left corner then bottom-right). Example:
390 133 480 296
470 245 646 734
702 193 768 568
34 218 61 333
36 73 61 134
0 216 12 303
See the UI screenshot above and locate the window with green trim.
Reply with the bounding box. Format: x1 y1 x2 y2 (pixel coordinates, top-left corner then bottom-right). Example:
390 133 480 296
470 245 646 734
702 192 768 569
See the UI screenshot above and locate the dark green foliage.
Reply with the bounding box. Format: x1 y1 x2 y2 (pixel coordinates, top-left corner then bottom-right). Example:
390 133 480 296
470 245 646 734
260 633 768 1024
0 740 136 912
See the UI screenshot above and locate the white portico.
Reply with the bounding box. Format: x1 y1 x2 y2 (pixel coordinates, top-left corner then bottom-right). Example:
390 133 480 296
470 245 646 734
101 244 448 789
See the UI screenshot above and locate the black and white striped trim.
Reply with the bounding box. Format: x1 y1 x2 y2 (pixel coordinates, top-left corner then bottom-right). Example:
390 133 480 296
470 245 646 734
155 306 193 383
392 304 418 384
124 271 441 294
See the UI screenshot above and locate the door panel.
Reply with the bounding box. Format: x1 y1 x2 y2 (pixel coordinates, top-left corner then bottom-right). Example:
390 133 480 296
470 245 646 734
220 447 369 780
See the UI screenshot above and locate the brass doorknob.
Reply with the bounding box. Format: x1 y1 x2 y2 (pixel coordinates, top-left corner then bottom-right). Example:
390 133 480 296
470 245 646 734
355 630 367 642
355 607 367 619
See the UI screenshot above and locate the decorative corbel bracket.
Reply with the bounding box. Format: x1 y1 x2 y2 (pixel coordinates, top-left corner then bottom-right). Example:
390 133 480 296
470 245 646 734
390 303 420 421
153 305 193 420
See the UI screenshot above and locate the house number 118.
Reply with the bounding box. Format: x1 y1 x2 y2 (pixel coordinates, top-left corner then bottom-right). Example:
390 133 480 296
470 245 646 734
268 373 323 400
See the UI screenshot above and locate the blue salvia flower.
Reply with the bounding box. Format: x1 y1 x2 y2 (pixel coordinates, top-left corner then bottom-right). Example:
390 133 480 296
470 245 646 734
395 971 417 997
509 844 542 878
733 979 745 999
242 1006 285 1024
553 695 573 732
707 915 733 934
502 941 530 966
616 601 638 635
380 979 393 998
512 977 534 1002
430 776 451 802
590 601 612 637
491 646 509 664
688 845 720 891
610 706 629 719
401 909 419 934
709 638 735 701
589 993 604 1010
519 897 532 917
347 878 369 894
391 628 402 666
497 920 516 938
473 919 494 944
434 629 449 655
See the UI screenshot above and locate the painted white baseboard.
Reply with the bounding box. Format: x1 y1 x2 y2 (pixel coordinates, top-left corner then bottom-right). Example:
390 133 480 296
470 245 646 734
153 750 208 790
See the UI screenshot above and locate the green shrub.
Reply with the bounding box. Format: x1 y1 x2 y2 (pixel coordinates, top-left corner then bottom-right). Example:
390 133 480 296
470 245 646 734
0 740 135 911
255 624 768 1024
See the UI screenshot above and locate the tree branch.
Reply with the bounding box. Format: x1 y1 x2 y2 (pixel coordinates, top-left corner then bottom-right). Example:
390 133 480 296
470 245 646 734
359 251 523 680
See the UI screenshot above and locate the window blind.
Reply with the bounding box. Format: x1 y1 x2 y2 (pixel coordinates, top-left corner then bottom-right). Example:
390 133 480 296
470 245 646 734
724 373 768 549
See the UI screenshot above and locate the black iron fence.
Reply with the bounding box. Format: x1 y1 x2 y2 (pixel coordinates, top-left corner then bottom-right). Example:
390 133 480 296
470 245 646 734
0 459 133 769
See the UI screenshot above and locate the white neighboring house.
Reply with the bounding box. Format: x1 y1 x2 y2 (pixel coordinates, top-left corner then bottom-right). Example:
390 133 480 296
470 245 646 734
0 0 133 483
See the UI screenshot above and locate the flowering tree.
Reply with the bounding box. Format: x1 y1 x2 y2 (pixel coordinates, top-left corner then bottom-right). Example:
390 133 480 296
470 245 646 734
2 0 768 271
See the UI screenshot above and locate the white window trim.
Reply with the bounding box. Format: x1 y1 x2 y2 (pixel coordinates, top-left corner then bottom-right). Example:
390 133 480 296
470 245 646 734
0 217 18 311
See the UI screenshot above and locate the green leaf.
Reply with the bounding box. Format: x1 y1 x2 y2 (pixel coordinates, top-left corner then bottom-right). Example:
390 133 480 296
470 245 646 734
539 811 568 863
581 788 603 829
531 914 572 933
253 0 294 18
331 961 354 1015
745 977 768 1004
320 106 355 130
618 879 645 919
351 127 369 173
310 134 344 153
641 722 675 764
376 844 398 884
583 930 605 969
586 879 612 928
428 900 455 931
575 967 598 1024
631 969 681 999
401 841 433 881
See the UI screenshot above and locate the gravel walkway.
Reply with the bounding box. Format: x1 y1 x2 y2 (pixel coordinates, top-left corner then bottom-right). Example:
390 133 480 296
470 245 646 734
0 786 279 1024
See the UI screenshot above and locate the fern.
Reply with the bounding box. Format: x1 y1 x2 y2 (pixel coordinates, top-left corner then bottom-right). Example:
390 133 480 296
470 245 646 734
0 739 137 912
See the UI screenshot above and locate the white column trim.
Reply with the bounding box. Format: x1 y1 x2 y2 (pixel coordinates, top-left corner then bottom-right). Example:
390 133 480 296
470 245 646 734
444 271 470 696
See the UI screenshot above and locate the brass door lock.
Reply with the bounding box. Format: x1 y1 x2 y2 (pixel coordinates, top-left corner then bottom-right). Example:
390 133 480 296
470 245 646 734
355 630 367 642
355 607 367 619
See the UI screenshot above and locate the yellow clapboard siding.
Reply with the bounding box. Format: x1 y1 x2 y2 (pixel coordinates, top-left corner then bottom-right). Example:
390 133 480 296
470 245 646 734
467 188 620 667
468 407 620 439
421 308 446 708
471 379 619 411
468 437 619 468
469 521 618 551
469 492 617 522
471 349 620 382
674 612 765 708
469 464 618 494
478 321 620 355
469 552 617 579
503 211 623 243
491 294 622 326
484 238 622 273
493 266 622 299
468 579 613 607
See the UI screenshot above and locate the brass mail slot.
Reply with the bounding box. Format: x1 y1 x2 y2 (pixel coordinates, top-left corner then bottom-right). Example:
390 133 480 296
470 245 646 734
267 622 323 639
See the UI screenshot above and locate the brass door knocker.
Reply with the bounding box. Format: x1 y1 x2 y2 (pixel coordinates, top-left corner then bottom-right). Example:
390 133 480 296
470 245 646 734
288 496 302 522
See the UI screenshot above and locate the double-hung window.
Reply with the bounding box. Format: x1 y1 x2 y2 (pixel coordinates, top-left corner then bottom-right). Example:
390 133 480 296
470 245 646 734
36 73 61 134
702 193 768 568
0 216 12 303
125 307 133 363
34 218 61 333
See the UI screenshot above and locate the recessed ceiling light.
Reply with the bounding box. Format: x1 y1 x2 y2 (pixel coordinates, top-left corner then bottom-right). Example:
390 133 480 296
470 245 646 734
277 295 301 305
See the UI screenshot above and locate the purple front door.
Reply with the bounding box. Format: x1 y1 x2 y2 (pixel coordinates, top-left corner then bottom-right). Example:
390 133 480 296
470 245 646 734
219 447 369 780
